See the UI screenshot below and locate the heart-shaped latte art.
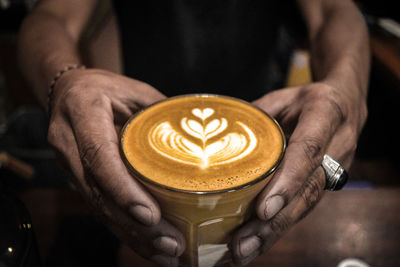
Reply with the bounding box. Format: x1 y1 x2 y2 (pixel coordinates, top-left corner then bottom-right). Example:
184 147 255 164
192 108 214 121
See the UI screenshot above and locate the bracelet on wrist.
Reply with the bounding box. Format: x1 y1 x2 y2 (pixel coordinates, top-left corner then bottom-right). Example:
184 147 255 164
47 64 86 115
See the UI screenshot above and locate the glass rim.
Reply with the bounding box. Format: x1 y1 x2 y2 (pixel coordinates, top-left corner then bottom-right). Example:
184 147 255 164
120 94 286 195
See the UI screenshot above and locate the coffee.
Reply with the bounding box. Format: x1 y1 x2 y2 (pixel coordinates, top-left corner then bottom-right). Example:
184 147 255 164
121 95 283 192
121 95 285 267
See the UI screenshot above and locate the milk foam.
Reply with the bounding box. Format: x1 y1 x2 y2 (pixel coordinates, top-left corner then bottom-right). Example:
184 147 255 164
121 95 284 191
148 108 257 169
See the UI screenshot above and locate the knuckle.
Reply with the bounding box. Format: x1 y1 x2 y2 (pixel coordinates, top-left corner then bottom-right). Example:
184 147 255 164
304 83 347 123
326 97 346 124
295 137 324 169
88 186 107 215
80 141 122 197
47 123 58 147
88 188 124 230
136 80 153 92
299 177 324 210
348 133 358 155
350 141 358 156
92 189 104 210
63 86 109 114
295 173 325 222
358 102 368 129
63 86 83 106
341 125 359 156
80 142 106 176
269 212 291 235
303 137 322 161
47 122 69 153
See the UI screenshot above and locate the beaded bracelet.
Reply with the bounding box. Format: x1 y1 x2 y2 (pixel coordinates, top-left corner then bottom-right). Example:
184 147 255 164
47 64 86 115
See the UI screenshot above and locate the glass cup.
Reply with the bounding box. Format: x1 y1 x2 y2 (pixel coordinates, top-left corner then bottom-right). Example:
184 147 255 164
120 94 286 267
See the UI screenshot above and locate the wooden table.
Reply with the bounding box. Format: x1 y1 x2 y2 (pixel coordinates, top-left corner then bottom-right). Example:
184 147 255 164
19 186 400 267
251 188 400 267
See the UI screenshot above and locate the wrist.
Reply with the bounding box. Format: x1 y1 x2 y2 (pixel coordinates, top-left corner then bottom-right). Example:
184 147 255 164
315 60 369 101
47 64 86 116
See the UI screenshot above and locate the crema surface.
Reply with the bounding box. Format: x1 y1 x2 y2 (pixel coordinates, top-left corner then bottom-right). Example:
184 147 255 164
121 95 284 192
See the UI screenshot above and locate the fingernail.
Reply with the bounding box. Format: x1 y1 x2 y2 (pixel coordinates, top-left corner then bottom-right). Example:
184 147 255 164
264 195 284 220
239 235 262 258
129 205 154 225
153 236 178 256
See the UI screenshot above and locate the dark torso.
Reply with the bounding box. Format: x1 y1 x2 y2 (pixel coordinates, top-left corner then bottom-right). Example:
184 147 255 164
113 0 304 101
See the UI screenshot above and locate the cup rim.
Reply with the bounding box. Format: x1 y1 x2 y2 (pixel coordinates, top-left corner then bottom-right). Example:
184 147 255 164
120 94 286 195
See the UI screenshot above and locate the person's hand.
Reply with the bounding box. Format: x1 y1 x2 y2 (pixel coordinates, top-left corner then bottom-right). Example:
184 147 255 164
47 68 186 266
230 81 367 265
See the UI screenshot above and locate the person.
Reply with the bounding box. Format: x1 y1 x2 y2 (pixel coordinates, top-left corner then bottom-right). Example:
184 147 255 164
17 0 370 266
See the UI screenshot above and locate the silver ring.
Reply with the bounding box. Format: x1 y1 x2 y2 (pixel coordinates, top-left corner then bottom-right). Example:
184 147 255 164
321 154 348 191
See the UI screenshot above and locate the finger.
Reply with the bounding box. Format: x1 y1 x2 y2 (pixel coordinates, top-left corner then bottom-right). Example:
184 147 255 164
324 123 358 170
256 98 344 221
84 69 166 108
112 100 136 127
47 114 85 185
232 167 325 265
112 81 165 127
102 187 186 263
235 248 260 267
263 167 325 245
132 82 166 106
231 220 273 266
68 95 161 226
317 123 358 192
114 75 166 108
48 116 119 216
252 87 302 135
143 219 186 258
100 196 186 259
49 116 186 261
252 86 300 118
86 173 186 260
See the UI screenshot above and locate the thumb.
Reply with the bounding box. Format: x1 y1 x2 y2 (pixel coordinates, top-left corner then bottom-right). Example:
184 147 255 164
252 86 301 117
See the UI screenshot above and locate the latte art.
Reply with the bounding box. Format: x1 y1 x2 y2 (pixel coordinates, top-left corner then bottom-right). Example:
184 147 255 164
121 95 284 191
149 108 257 169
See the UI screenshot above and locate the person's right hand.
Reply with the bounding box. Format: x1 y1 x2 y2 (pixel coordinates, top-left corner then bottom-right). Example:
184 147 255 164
47 68 186 266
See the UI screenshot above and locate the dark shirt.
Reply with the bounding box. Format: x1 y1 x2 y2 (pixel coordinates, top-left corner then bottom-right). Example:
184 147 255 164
113 0 304 101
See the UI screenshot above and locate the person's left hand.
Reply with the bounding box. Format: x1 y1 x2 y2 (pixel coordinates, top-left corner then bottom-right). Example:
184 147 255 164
230 81 367 265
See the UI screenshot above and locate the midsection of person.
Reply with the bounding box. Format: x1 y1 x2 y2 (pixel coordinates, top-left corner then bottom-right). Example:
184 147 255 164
112 0 304 101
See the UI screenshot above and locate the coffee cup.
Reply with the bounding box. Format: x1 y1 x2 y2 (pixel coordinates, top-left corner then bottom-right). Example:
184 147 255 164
120 94 285 266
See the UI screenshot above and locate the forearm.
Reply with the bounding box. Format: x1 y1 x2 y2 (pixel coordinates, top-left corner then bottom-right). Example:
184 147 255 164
18 12 81 107
17 0 96 108
299 0 370 99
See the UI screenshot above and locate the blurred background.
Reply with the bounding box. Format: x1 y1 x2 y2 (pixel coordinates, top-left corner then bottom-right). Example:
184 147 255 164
0 1 399 267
